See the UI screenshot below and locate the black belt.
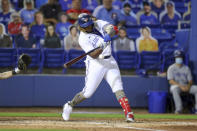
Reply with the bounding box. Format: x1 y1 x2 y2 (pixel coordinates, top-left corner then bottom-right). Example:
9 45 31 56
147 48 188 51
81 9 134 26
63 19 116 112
103 55 111 59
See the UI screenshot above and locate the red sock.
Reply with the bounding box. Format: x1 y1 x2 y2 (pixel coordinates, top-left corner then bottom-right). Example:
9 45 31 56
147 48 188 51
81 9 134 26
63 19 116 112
119 97 134 118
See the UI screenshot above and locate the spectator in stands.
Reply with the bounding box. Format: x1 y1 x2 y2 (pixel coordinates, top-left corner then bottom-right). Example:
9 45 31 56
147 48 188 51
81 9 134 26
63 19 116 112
112 0 124 9
15 24 36 48
64 25 81 50
136 26 158 52
183 1 191 21
85 0 99 13
0 0 14 28
55 12 71 40
19 0 37 25
167 50 197 114
120 1 137 26
130 0 143 13
30 11 46 45
59 0 72 11
40 0 62 25
136 1 158 25
44 24 61 48
8 12 22 35
66 0 90 24
10 0 20 11
150 0 165 17
113 27 135 52
0 23 12 48
160 1 181 25
93 0 123 26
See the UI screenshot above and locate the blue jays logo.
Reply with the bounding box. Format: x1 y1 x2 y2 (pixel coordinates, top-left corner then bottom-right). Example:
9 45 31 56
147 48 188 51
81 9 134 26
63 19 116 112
82 17 89 22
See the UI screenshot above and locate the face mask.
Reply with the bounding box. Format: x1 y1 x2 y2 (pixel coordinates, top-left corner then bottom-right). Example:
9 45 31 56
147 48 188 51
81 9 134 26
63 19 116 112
175 58 183 64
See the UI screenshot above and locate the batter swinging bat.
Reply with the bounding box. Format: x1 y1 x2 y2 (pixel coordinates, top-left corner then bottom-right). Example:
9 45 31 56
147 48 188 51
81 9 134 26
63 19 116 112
64 47 100 68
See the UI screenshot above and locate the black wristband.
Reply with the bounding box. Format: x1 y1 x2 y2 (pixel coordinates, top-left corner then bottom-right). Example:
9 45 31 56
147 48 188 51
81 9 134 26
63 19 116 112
12 70 16 75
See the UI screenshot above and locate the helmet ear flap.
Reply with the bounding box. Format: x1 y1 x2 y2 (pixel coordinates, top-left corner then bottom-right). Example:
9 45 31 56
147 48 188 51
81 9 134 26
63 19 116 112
78 26 87 32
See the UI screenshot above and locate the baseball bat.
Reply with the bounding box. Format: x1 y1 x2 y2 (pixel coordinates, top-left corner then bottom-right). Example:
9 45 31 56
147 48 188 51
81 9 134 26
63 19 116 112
64 47 100 68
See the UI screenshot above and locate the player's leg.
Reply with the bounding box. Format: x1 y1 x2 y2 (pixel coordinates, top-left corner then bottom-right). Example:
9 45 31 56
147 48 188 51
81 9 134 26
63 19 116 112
62 60 106 120
189 85 197 113
170 85 182 113
104 57 134 122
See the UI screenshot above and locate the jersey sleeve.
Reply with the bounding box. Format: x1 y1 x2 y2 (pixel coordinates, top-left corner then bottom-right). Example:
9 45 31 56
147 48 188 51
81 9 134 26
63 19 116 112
95 20 110 32
167 65 174 80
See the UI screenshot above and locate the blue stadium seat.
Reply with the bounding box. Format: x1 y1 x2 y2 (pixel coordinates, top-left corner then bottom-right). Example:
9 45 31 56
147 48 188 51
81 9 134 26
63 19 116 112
161 24 178 35
159 39 179 53
43 48 66 73
67 49 86 68
0 48 17 68
174 2 187 15
181 23 190 29
141 24 161 29
17 48 42 73
151 28 172 42
133 7 141 14
175 29 190 50
138 51 162 71
126 25 140 39
115 51 138 69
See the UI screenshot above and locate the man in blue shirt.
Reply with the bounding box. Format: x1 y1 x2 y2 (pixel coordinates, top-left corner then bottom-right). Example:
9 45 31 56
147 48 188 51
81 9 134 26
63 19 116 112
59 0 98 12
55 13 71 40
93 0 123 25
150 0 165 17
19 0 37 25
137 1 158 25
120 1 137 26
160 1 181 25
0 0 12 29
130 0 143 13
30 12 46 44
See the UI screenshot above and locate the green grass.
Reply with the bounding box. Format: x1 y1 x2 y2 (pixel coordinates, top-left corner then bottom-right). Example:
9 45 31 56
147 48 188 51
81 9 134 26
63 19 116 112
0 129 80 131
0 112 196 119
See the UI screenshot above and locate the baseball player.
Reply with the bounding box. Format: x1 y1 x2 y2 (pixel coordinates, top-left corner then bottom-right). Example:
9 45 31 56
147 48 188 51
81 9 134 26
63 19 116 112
0 54 31 80
62 13 134 122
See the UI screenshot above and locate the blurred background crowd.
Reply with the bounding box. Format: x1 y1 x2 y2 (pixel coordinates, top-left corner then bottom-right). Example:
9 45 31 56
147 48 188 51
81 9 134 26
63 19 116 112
0 0 191 73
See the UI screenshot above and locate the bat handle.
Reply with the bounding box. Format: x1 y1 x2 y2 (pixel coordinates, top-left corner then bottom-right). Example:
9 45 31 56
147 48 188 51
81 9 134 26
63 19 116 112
63 64 68 68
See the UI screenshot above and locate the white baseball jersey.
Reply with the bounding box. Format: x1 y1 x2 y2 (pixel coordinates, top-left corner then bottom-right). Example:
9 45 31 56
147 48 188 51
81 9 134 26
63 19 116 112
78 20 123 98
79 20 111 60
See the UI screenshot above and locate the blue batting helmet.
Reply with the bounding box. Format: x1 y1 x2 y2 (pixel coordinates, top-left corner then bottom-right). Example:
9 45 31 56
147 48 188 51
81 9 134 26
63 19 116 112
174 50 184 57
78 13 93 28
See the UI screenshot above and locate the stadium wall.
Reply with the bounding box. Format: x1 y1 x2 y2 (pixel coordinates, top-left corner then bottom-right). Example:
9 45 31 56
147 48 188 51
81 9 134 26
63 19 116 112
0 75 168 107
190 0 197 83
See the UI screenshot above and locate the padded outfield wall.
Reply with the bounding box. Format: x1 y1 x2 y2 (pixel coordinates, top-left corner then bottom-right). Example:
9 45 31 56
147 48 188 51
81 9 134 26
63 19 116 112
0 75 168 107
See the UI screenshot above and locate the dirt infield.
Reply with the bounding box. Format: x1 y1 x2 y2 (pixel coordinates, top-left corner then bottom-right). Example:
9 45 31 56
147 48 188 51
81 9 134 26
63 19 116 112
0 108 197 131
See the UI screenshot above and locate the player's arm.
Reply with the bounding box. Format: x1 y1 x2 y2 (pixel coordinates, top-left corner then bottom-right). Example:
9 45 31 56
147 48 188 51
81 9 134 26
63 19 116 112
169 79 181 86
89 48 103 59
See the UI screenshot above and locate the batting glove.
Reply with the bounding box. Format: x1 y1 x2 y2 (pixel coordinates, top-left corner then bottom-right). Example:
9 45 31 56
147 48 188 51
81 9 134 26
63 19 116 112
103 34 111 42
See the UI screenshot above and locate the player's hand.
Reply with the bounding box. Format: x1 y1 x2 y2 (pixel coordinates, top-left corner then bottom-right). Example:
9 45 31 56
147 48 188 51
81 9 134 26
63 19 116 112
180 85 189 92
103 34 111 42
